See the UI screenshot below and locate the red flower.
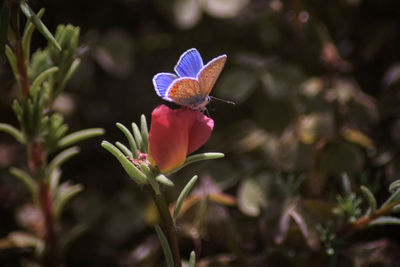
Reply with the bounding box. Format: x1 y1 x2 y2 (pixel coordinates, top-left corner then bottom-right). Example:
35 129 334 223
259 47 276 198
148 105 214 173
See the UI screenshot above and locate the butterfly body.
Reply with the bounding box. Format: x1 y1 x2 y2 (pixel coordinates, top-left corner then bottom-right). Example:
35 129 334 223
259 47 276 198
153 48 227 110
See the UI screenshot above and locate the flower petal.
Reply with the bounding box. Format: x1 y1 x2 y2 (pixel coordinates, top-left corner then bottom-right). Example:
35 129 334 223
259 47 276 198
148 105 214 173
186 109 214 154
149 105 188 172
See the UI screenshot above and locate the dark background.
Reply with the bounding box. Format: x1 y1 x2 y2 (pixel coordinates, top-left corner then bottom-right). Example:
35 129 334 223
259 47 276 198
1 0 400 266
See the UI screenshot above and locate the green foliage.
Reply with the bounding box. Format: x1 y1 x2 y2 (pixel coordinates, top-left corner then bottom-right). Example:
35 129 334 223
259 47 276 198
333 193 362 224
0 2 103 264
154 225 174 267
19 1 61 51
174 175 198 220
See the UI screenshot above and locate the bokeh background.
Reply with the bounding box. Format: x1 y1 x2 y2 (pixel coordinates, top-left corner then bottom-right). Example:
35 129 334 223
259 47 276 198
1 0 400 266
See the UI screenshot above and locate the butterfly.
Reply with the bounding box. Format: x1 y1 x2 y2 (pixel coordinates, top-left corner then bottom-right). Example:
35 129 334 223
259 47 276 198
152 48 227 110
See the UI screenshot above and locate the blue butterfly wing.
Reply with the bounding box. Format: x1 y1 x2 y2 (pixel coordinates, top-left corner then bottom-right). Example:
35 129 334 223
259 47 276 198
152 72 178 101
174 48 204 78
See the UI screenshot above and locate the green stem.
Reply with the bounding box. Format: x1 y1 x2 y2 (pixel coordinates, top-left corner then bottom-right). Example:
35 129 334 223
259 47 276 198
150 187 182 267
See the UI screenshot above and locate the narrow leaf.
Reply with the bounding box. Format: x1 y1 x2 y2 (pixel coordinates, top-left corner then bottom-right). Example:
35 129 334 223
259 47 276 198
389 179 400 194
22 8 45 60
54 58 81 95
154 225 174 267
381 188 400 209
49 168 62 195
47 146 80 177
156 174 175 187
166 152 224 175
0 1 11 61
9 167 37 201
131 122 143 151
140 114 149 153
116 123 138 158
19 2 61 51
140 163 152 177
369 216 400 226
0 123 24 143
101 141 147 185
174 175 198 220
57 128 104 150
31 66 59 93
5 45 18 77
189 251 196 267
360 185 377 217
115 141 133 158
54 183 83 219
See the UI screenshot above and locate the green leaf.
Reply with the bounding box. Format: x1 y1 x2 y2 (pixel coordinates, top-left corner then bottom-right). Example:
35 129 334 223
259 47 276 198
57 128 104 150
19 2 61 52
49 168 61 195
53 58 81 98
101 141 147 185
369 216 400 226
30 66 59 94
116 122 138 158
381 188 400 209
0 123 24 143
189 251 196 267
9 167 38 202
360 185 377 217
140 114 149 153
12 100 22 121
131 122 143 151
0 0 11 61
5 45 18 77
166 152 224 175
22 8 45 61
54 183 83 220
154 225 174 267
389 179 400 194
115 141 133 158
140 163 152 177
156 174 175 187
47 146 80 178
174 175 198 220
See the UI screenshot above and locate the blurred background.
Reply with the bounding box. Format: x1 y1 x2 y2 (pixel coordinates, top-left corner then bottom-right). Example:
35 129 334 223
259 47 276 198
1 0 400 266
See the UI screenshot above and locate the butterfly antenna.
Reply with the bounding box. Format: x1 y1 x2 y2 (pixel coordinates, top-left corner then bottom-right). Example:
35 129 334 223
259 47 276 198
210 96 235 105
